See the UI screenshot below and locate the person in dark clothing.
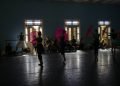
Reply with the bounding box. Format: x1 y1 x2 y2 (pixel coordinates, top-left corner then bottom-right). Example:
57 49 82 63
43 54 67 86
111 29 117 55
71 36 77 51
59 34 66 64
36 31 44 67
16 32 27 52
5 42 12 56
93 30 99 62
79 37 84 50
19 32 24 41
32 35 37 52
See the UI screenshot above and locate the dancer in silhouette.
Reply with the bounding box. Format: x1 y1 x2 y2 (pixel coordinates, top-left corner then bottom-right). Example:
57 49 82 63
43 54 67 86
36 31 44 67
16 32 27 53
59 33 66 64
93 30 99 62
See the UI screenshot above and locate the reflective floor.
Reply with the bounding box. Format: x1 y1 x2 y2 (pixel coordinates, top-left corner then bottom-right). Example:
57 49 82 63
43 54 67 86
0 49 120 86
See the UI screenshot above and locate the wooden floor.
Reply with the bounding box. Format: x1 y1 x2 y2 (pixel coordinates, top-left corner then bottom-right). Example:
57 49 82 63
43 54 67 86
0 49 120 86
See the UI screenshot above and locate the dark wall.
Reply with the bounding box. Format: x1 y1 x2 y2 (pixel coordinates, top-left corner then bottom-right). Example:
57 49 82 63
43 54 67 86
0 1 120 49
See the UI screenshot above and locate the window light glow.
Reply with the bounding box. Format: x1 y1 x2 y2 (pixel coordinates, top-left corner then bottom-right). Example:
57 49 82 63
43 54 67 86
98 21 110 25
65 21 72 25
34 20 41 25
25 28 28 42
77 27 80 41
108 27 111 33
65 27 67 32
69 28 71 40
98 21 104 25
25 20 42 25
105 21 110 25
65 20 79 25
98 27 100 34
40 27 43 37
73 21 79 25
33 26 39 29
73 28 76 39
36 27 39 32
30 28 32 41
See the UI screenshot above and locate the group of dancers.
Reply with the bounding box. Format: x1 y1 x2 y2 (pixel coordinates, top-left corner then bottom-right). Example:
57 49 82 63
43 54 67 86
16 31 66 67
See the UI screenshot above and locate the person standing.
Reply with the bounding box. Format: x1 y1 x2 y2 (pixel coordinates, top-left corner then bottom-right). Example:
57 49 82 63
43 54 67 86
93 30 99 62
32 35 37 53
59 33 66 64
16 32 27 53
36 31 44 67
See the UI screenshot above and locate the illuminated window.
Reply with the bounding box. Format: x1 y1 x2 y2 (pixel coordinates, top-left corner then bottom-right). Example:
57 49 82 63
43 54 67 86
25 19 43 42
77 27 80 41
64 20 80 43
98 20 111 48
69 28 71 40
25 27 28 42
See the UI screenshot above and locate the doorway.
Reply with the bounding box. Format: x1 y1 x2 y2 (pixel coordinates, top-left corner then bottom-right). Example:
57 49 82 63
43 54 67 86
98 21 111 48
24 20 43 43
64 20 80 44
24 20 43 54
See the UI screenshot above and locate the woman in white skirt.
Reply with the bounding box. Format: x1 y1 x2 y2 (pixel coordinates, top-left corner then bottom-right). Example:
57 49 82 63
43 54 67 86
16 32 27 52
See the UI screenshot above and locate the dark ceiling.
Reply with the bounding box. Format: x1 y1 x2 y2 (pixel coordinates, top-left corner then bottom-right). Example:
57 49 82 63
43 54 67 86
1 0 120 5
49 0 120 5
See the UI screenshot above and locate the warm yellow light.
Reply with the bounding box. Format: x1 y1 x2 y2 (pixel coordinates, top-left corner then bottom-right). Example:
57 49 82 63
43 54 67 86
65 27 67 32
40 27 42 33
98 27 100 34
32 26 39 29
25 28 28 42
30 28 32 41
77 27 80 41
69 28 71 41
73 28 76 39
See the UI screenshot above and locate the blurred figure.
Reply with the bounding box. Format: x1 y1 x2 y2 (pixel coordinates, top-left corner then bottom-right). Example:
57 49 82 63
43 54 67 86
16 32 27 53
79 37 84 50
111 29 117 55
5 42 12 56
36 31 44 67
93 29 99 62
59 33 66 64
32 35 37 53
71 36 77 51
